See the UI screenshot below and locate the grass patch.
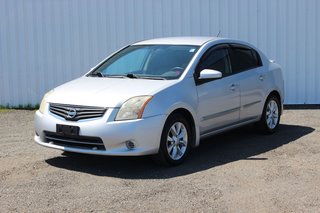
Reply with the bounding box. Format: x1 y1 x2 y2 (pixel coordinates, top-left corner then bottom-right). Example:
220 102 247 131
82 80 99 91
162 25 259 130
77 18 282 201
0 104 40 112
0 108 12 113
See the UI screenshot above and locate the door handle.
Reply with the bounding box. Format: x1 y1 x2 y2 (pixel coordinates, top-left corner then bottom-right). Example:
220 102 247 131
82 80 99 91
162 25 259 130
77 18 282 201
230 83 237 91
259 75 264 81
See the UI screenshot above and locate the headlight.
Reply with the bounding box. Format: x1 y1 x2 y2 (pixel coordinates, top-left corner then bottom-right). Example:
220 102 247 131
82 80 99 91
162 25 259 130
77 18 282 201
115 96 153 121
39 90 53 113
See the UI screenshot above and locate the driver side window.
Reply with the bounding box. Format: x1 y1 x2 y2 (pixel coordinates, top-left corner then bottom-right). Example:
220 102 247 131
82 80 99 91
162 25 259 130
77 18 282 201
197 47 232 77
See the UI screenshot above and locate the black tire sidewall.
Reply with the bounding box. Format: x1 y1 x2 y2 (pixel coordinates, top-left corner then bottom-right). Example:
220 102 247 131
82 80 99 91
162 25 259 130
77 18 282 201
159 114 191 165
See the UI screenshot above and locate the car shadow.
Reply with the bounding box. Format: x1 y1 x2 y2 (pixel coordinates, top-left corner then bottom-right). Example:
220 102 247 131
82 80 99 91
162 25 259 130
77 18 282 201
45 124 314 179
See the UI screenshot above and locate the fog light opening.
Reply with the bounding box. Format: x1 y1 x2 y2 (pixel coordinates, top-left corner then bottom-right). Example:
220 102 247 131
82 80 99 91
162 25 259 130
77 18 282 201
125 140 135 150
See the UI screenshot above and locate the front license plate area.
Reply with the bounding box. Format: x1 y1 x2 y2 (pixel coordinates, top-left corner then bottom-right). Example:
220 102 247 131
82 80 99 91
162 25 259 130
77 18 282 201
56 124 80 136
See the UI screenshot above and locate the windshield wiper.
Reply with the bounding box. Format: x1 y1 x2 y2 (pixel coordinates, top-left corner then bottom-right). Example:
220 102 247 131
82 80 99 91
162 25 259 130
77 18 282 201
88 71 104 77
94 73 166 80
126 73 166 80
126 73 138 79
104 75 128 78
138 76 166 80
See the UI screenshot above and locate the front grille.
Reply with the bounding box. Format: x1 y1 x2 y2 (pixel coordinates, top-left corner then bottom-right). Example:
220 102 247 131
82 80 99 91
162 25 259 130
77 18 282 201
49 103 106 121
44 131 105 150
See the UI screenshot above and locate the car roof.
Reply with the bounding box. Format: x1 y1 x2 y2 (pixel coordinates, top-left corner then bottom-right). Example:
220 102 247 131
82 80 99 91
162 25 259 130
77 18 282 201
132 36 224 46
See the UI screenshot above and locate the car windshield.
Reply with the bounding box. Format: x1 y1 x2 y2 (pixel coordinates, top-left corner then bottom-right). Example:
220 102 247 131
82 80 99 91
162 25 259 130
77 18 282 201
89 45 199 80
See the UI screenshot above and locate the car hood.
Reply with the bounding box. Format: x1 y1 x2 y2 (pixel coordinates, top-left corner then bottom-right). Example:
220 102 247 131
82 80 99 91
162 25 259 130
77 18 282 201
47 77 177 107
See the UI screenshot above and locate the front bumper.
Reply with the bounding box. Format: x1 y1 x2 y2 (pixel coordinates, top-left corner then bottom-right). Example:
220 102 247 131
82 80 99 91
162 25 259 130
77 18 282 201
34 109 166 156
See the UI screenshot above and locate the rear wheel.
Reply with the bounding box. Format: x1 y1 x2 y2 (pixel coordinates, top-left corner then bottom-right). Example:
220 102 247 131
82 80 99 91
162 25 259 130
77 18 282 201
153 113 191 166
258 95 281 134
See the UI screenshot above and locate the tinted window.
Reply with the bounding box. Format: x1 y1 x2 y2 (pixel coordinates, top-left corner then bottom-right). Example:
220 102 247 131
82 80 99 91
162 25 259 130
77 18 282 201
252 49 262 66
197 47 231 77
230 45 261 73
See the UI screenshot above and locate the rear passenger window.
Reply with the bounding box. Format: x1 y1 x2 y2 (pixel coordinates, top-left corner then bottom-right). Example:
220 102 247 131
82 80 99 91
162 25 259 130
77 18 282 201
230 46 262 73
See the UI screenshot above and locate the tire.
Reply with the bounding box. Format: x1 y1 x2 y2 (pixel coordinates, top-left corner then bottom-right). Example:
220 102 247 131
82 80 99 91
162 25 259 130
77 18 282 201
258 95 281 134
153 113 191 166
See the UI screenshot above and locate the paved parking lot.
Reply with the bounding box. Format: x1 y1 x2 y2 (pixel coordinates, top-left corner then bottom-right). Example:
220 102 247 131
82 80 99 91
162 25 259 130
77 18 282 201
0 109 319 212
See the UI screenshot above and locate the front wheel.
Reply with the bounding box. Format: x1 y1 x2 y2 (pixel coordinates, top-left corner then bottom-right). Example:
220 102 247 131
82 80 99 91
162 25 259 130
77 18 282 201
258 95 281 134
153 114 191 166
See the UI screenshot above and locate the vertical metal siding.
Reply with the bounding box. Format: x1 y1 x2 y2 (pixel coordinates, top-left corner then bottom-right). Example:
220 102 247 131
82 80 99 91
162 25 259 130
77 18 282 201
0 0 319 105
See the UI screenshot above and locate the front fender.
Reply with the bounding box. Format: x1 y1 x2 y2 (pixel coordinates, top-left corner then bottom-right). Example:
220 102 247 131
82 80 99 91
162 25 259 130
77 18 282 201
142 77 200 146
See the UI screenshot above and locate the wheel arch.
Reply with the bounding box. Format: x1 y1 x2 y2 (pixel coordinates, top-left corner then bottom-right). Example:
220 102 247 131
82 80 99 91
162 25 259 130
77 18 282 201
166 107 199 148
267 90 282 114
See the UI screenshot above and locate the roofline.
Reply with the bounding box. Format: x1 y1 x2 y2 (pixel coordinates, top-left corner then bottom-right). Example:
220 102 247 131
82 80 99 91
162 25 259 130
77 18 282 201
132 36 224 46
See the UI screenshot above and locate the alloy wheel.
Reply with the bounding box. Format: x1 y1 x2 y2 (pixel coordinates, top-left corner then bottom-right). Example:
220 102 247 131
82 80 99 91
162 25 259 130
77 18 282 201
166 122 188 160
266 99 279 129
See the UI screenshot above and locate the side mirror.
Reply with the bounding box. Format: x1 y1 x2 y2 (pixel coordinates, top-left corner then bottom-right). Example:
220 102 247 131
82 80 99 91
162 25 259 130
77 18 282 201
199 69 222 79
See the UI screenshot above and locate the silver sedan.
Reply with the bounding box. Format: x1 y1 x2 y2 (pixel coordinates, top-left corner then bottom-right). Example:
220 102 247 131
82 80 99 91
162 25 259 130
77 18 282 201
35 37 284 165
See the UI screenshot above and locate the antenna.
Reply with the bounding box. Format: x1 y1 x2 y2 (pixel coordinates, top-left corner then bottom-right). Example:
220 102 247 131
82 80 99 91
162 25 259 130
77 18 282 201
216 30 221 37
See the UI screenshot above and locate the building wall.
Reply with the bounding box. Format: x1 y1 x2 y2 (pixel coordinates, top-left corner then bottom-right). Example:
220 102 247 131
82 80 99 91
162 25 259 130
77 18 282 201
0 0 319 105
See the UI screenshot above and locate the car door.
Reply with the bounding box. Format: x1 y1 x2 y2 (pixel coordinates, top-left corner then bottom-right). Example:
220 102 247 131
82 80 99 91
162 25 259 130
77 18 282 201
195 45 240 135
229 44 265 121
